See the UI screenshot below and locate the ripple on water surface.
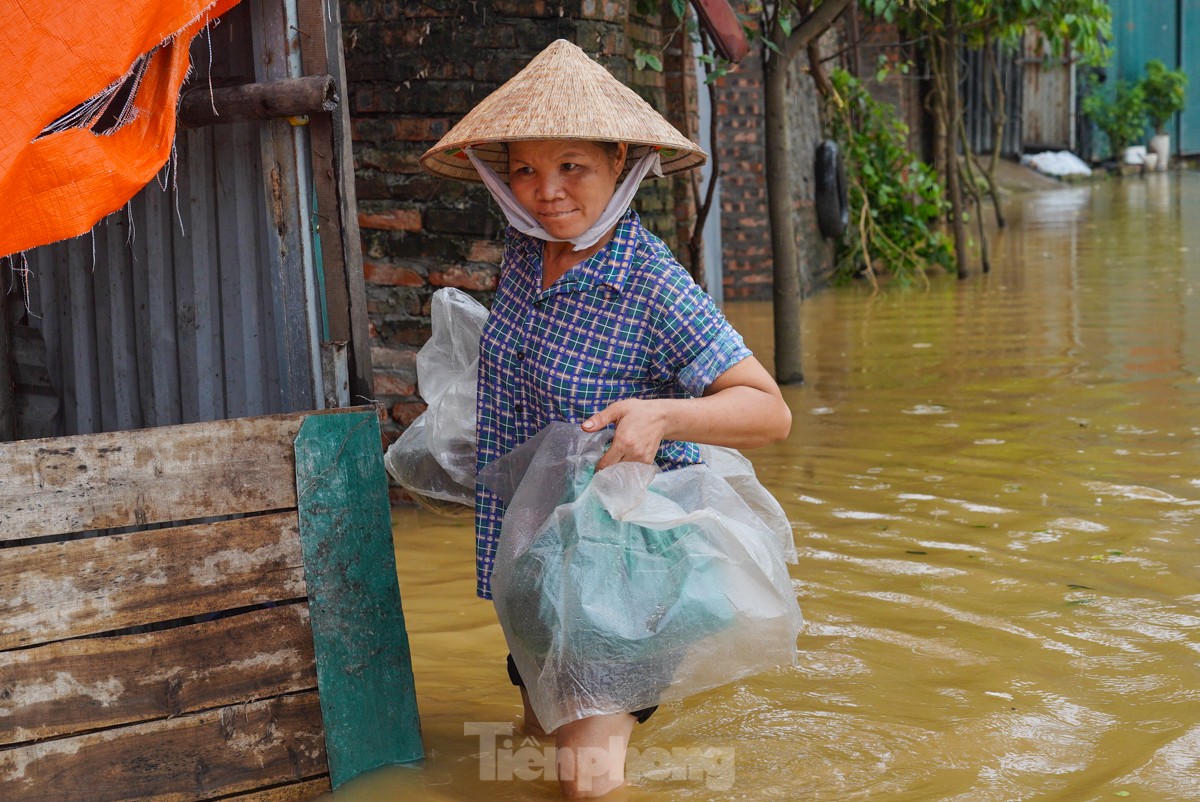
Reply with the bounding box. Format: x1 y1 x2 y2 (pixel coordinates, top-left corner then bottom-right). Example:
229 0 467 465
322 175 1200 802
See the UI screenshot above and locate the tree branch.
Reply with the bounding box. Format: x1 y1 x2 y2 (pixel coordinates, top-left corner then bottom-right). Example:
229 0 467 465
784 0 854 62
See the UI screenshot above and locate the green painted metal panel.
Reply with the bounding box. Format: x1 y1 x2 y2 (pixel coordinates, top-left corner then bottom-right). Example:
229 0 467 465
1108 0 1200 154
1181 0 1200 153
294 410 423 787
1108 0 1179 143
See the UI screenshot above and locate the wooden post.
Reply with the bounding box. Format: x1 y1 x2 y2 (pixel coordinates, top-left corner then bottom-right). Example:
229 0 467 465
298 0 375 404
0 279 15 442
178 75 337 128
293 410 423 787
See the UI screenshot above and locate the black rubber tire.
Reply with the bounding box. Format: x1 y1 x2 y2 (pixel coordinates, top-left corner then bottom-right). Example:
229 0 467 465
815 140 849 239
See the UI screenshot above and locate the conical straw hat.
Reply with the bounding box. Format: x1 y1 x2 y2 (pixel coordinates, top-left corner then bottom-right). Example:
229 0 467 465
420 39 706 183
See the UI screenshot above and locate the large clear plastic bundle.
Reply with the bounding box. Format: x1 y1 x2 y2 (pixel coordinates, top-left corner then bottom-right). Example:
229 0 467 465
384 288 487 510
480 422 802 733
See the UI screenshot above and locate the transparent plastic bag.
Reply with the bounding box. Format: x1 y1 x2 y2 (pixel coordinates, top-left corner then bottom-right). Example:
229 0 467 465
384 288 487 511
480 422 803 733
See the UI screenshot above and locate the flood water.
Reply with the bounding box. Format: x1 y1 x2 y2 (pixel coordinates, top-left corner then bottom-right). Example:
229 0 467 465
321 172 1200 801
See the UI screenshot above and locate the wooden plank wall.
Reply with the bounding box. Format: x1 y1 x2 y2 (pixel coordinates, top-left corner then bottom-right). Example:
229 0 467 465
0 411 336 800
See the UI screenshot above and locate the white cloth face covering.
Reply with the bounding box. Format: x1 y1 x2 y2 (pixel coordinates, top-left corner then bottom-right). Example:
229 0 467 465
466 147 663 251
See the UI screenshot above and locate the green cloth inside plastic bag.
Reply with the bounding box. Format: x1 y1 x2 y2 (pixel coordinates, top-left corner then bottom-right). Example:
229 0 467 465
504 463 737 663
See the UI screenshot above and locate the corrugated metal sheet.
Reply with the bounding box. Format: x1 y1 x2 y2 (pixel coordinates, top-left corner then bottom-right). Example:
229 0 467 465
18 1 322 437
961 41 1024 158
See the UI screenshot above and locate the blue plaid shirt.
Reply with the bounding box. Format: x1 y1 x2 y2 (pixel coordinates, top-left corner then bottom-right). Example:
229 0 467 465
473 210 752 599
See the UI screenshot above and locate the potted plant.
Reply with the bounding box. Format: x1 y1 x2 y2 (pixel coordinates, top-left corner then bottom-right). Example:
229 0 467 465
1082 77 1148 168
1140 59 1188 171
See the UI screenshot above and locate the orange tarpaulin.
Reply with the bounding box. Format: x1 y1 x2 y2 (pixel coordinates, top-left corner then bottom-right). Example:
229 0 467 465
0 0 240 259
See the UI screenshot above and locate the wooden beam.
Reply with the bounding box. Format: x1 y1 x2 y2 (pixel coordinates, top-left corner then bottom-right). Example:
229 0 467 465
0 412 305 540
220 777 333 801
178 75 337 129
294 410 423 786
300 0 374 401
0 692 327 802
0 512 306 651
0 604 316 746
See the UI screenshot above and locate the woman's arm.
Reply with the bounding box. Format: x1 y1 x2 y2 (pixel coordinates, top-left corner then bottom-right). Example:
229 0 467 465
581 355 792 470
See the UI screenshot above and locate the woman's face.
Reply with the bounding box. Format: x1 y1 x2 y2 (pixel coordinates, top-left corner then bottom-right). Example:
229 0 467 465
507 140 627 240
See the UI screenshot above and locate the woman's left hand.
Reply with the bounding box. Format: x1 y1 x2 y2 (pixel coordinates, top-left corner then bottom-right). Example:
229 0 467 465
580 356 792 472
581 399 668 471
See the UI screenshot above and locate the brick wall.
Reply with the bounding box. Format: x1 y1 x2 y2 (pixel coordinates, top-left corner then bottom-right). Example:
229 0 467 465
716 32 838 301
715 51 770 299
853 17 928 161
342 0 700 468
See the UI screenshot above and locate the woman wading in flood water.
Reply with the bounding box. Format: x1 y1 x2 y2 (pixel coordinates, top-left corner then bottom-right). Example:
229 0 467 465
420 39 795 798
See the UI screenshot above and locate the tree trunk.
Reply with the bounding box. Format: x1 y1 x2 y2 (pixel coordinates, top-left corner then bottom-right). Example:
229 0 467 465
941 12 969 279
982 37 1007 229
764 54 805 385
761 0 851 384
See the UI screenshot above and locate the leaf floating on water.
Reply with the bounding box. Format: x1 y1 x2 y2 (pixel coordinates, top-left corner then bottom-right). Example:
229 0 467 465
1114 792 1130 798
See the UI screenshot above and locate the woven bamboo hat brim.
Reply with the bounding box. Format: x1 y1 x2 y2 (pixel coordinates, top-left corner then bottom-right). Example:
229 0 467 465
420 39 706 183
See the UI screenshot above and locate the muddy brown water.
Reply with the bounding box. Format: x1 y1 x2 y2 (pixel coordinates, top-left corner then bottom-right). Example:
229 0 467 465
319 173 1200 801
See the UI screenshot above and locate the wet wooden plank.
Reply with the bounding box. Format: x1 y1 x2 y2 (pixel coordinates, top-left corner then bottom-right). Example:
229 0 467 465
221 776 332 801
0 412 306 540
0 604 317 746
0 692 327 802
0 512 306 651
294 411 423 787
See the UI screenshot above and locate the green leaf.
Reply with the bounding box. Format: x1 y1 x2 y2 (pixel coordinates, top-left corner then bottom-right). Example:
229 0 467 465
633 49 662 72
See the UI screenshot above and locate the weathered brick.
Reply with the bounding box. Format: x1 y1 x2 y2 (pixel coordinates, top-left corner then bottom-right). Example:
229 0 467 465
374 372 417 397
366 284 423 316
491 0 550 15
358 207 422 231
354 145 423 174
354 168 394 199
429 264 498 292
371 344 418 370
424 207 499 237
361 229 464 263
390 401 428 426
376 319 433 347
363 259 426 286
466 239 503 263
